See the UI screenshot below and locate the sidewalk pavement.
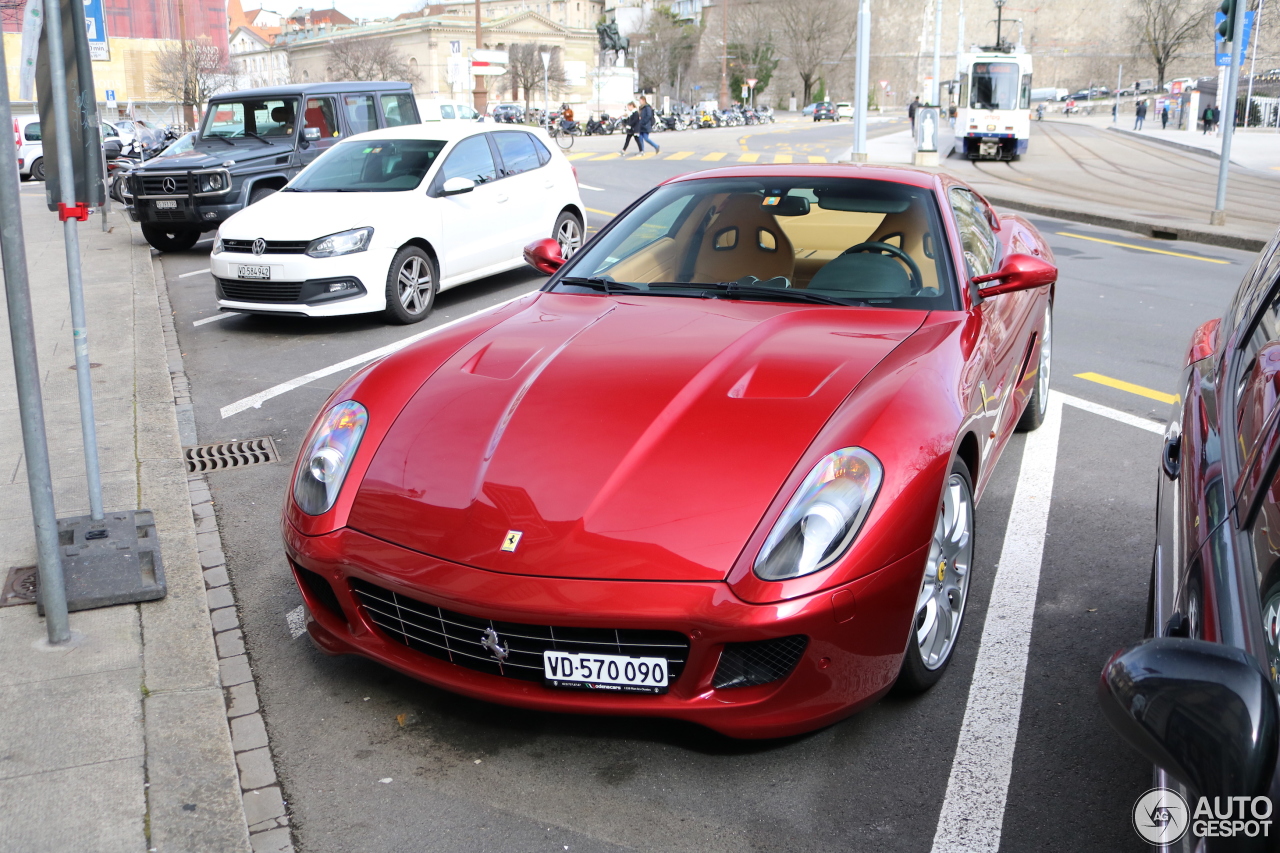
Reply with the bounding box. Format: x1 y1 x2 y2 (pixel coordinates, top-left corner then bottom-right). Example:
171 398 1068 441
0 190 287 852
1064 112 1280 172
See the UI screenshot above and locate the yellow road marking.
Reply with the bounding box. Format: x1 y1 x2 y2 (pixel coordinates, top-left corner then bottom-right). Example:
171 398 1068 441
665 151 693 160
737 152 760 162
592 152 621 161
702 152 727 161
585 207 616 218
807 155 827 163
1074 372 1179 404
773 154 794 163
566 152 596 161
1056 232 1230 264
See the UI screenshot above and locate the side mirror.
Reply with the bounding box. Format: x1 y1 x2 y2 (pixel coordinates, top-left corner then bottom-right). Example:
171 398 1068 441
523 238 564 275
303 127 321 141
971 253 1057 297
1098 638 1279 800
440 176 475 196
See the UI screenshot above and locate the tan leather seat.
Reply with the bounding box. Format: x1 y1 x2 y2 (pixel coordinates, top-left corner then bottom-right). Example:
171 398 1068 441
690 194 795 284
864 201 939 291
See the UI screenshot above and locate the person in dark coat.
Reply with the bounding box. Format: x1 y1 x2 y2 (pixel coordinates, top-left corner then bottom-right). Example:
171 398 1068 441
1202 105 1218 134
1160 104 1169 129
620 101 639 153
637 96 660 154
1134 99 1147 130
908 96 920 131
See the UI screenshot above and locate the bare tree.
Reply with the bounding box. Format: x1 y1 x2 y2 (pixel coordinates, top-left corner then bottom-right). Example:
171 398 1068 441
632 8 700 97
1128 0 1215 89
496 44 567 111
325 36 422 83
150 37 235 115
728 2 779 101
774 0 856 104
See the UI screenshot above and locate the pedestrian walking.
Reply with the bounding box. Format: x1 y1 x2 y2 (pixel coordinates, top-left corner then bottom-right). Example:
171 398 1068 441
620 101 639 154
1134 99 1147 130
1160 104 1169 129
1202 105 1217 134
637 96 660 155
908 96 921 131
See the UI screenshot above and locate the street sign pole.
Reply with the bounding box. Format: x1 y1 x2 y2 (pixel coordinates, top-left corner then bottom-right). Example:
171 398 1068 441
0 32 71 644
1212 1 1247 225
852 0 870 161
931 0 942 105
42 0 104 520
541 51 550 117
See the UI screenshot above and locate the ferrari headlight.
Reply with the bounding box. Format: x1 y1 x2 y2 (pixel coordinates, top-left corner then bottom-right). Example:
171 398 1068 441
753 448 883 581
292 400 368 515
306 227 373 258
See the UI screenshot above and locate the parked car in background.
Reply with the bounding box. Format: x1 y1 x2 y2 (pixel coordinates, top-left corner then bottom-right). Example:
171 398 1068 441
127 81 420 252
15 116 43 180
492 102 525 123
1100 230 1280 851
836 102 854 120
210 122 584 323
802 102 818 117
113 119 164 152
417 98 482 122
813 101 837 121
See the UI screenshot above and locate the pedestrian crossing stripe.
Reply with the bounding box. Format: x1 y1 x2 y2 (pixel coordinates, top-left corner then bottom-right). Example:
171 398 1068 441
808 155 826 163
737 152 760 162
592 152 621 160
774 154 794 163
665 151 693 160
565 152 594 160
702 152 727 161
571 150 829 165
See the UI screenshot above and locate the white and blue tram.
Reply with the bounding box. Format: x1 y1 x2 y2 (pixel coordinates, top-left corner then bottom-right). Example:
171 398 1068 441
955 51 1033 160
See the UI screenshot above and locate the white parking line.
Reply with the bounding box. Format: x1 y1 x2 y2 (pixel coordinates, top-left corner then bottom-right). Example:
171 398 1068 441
178 268 211 278
219 290 537 419
286 605 307 639
1059 392 1163 434
931 391 1065 853
577 183 605 191
193 312 239 327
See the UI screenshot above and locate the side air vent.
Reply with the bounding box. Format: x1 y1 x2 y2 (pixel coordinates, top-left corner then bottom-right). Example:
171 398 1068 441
712 635 809 689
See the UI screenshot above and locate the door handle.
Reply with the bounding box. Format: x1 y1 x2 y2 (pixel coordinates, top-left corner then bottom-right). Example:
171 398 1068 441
496 193 509 203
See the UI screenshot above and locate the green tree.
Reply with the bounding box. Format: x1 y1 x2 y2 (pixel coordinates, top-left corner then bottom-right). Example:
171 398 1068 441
633 7 700 97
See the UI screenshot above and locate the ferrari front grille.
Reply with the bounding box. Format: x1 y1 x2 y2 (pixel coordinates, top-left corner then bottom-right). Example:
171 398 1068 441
712 635 808 689
350 578 690 684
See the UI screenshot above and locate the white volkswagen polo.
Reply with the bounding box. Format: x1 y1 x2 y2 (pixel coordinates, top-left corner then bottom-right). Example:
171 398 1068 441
209 122 585 323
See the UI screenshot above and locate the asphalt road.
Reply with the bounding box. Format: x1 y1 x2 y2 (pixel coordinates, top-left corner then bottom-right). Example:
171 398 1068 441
158 120 1260 852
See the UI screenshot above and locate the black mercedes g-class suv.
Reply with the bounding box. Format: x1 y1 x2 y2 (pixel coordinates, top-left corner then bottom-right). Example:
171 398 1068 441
127 82 419 251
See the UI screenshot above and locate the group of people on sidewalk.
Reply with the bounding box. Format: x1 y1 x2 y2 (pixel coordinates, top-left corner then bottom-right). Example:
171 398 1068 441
620 95 661 156
1131 99 1171 131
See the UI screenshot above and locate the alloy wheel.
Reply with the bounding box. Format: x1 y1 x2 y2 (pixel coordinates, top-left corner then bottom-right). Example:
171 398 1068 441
397 256 432 314
557 217 583 258
914 473 975 670
1037 305 1052 412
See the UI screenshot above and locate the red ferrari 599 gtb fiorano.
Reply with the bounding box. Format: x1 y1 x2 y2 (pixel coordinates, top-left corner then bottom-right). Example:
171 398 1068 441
283 165 1056 738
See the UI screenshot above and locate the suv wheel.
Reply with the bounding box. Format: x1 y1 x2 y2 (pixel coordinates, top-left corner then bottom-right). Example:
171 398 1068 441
249 186 277 205
383 246 436 325
141 225 201 253
30 157 44 181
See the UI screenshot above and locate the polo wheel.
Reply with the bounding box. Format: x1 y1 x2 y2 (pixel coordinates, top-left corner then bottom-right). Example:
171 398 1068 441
141 225 200 253
1016 303 1052 432
384 246 436 325
896 459 975 693
553 211 583 260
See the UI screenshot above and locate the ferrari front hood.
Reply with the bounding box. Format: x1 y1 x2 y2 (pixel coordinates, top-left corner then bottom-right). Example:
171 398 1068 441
347 292 924 581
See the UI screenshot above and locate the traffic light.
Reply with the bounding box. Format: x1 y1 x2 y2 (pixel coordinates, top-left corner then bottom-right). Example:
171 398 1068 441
1219 0 1238 41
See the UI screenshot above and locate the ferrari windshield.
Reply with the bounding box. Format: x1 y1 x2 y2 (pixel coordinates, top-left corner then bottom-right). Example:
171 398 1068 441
287 139 445 192
554 177 958 309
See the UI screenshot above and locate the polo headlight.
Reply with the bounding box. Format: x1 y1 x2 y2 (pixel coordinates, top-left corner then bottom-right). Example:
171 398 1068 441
198 170 228 193
753 448 883 581
212 229 223 254
293 400 368 515
306 227 373 258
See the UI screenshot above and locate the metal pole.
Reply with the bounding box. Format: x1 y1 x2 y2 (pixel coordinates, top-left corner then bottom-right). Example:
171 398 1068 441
1114 63 1122 125
932 0 942 105
44 0 104 521
1245 0 1264 126
957 0 965 57
541 50 549 117
719 0 730 109
852 0 870 160
0 33 71 644
1212 0 1247 225
473 0 487 113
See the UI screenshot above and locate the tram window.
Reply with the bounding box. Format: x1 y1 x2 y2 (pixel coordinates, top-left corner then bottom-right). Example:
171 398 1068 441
970 62 1020 111
1020 74 1032 109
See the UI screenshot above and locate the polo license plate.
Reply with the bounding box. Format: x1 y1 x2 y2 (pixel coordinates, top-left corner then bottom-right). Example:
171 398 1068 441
154 200 178 209
236 265 272 280
543 651 669 694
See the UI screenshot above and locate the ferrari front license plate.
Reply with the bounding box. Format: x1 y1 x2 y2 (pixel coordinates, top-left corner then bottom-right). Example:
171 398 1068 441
155 200 178 209
543 651 669 694
237 265 272 280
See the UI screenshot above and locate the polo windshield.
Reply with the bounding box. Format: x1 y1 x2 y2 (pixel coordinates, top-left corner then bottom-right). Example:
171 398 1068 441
288 139 446 192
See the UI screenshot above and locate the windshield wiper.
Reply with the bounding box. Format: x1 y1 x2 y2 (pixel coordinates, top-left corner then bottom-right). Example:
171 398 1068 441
204 135 235 146
650 281 857 306
557 276 641 294
241 130 274 145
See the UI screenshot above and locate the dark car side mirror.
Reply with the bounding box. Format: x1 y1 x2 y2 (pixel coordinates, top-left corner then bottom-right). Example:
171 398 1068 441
524 238 564 275
1098 638 1279 800
971 253 1057 297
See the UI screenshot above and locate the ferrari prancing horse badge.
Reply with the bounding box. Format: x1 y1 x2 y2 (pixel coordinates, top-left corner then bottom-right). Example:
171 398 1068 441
501 530 522 552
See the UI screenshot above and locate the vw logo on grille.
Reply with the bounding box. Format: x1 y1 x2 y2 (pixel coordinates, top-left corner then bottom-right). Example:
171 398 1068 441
252 238 267 256
161 176 177 194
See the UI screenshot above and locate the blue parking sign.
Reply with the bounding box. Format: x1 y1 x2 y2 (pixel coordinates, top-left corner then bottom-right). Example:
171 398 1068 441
1215 10 1254 67
84 0 109 61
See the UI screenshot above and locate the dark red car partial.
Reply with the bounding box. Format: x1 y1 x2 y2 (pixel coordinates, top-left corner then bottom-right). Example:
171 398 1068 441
283 165 1056 738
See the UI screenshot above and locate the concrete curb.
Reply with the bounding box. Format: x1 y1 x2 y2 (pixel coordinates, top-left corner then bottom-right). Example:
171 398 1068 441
152 255 296 853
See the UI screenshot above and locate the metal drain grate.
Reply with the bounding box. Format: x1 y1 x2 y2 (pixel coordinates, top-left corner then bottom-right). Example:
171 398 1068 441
1 565 37 607
184 437 279 474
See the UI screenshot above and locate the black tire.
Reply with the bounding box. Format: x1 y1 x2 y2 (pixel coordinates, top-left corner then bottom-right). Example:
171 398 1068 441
249 186 277 205
895 458 975 694
1016 302 1052 432
553 210 584 260
30 157 44 181
141 225 201 253
383 246 436 325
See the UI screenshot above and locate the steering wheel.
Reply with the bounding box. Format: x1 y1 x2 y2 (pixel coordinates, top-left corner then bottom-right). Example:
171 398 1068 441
840 241 923 292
